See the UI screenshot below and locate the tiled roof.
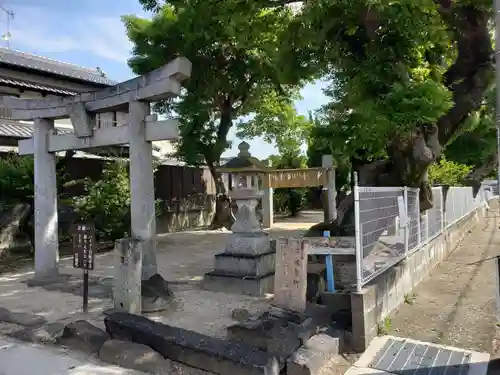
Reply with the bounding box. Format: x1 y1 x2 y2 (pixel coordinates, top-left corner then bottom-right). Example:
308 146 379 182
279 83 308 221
0 48 117 86
0 120 185 166
0 77 77 95
0 119 71 139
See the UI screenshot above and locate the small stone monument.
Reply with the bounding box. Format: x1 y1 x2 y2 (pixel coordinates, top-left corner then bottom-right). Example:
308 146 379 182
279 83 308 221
113 238 142 314
113 237 175 313
274 238 308 312
203 142 274 295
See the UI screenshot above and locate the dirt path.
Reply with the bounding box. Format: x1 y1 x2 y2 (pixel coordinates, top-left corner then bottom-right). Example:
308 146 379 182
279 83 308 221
387 206 500 354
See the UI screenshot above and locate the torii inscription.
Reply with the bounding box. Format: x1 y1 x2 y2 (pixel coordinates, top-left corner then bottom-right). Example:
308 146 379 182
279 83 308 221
5 58 192 292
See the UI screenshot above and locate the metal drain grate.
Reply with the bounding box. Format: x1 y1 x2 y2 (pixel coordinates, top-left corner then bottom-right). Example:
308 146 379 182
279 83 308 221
369 338 471 375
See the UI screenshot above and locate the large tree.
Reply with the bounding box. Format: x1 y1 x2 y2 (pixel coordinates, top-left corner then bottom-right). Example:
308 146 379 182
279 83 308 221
123 1 294 228
135 0 495 235
280 0 494 234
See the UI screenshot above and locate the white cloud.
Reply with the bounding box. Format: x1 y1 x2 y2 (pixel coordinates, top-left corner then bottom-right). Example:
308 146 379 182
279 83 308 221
8 5 134 62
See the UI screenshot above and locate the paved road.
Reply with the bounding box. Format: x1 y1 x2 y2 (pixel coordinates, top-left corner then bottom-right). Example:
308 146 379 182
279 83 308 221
0 337 146 375
387 206 499 353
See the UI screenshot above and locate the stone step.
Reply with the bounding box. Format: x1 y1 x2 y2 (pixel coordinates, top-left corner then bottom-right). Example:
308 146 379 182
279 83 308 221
202 271 274 296
225 233 271 255
213 251 275 277
105 312 281 375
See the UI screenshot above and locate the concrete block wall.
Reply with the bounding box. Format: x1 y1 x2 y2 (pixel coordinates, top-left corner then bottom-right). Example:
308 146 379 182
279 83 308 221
350 205 486 352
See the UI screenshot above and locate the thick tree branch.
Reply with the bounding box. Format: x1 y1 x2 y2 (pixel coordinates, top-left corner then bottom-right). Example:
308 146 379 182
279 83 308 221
465 152 498 184
435 4 494 145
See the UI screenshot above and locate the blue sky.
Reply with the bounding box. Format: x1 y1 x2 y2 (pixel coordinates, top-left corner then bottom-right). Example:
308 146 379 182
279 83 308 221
5 0 329 158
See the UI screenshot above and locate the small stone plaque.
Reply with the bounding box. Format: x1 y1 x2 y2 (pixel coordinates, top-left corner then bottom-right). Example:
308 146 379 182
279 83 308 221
274 238 308 312
72 222 96 270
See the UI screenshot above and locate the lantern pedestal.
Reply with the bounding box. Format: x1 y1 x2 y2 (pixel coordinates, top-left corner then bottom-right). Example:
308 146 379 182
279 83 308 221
203 189 275 296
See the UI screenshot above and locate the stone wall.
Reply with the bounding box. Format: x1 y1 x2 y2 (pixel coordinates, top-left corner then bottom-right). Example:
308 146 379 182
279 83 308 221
339 205 485 352
0 203 31 254
156 196 216 233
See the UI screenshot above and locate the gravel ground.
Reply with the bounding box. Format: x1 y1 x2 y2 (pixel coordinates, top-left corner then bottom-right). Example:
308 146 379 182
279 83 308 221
0 215 320 337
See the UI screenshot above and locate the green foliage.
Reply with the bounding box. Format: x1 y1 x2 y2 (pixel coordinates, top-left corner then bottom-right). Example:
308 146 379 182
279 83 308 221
289 0 456 163
71 160 164 242
428 158 472 186
123 1 296 177
72 161 131 241
0 154 34 203
237 95 311 157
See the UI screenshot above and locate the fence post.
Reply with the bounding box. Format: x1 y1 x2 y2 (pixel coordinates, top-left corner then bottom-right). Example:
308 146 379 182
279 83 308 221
322 155 336 222
425 212 429 242
403 186 409 257
262 160 273 229
353 172 363 293
439 187 444 233
416 188 421 248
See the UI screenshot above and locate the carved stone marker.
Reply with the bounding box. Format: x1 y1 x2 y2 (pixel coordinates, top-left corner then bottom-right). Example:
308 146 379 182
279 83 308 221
113 238 142 314
274 238 308 312
204 188 275 295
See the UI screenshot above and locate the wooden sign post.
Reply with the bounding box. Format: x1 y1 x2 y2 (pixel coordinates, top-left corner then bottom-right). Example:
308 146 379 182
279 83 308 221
71 222 96 313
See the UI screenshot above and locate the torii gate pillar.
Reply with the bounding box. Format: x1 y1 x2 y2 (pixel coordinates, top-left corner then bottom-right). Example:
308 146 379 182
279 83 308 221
33 118 59 278
129 101 157 280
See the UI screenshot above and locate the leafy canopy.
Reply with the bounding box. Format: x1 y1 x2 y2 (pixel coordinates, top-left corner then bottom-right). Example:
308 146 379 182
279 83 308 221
123 1 295 168
287 0 456 163
237 93 312 158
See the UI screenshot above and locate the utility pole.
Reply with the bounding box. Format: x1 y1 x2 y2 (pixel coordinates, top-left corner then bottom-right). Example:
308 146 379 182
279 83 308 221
0 5 13 48
496 0 500 197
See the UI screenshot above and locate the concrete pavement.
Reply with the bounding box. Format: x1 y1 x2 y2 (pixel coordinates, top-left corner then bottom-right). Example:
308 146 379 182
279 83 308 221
0 337 147 375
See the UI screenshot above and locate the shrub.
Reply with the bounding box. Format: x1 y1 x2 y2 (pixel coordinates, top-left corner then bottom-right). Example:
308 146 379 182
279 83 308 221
72 160 163 242
428 158 472 186
0 154 34 203
72 161 131 241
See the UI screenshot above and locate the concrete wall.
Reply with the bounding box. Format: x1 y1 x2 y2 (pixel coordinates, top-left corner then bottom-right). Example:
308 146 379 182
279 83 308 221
349 204 486 352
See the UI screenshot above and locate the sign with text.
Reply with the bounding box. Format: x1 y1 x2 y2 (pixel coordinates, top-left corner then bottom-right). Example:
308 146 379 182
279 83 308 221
72 222 96 270
264 168 327 189
274 238 308 312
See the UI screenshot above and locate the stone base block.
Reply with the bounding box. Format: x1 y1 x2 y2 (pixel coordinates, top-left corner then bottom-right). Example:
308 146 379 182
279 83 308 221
214 251 275 276
203 272 274 296
227 304 335 364
141 274 175 313
287 334 340 375
105 312 281 375
57 320 110 355
225 233 270 255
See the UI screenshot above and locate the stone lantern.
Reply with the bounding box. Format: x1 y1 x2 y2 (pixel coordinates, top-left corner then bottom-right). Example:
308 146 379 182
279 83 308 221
219 141 269 191
203 142 275 296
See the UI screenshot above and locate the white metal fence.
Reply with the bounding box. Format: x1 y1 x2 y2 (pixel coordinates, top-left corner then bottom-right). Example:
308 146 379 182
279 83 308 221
353 182 491 292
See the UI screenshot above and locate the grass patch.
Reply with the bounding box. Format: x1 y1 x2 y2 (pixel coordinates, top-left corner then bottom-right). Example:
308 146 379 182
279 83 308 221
377 317 392 336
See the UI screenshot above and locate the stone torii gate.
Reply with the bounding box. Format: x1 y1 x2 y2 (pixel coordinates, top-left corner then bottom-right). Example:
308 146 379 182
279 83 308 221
5 57 192 287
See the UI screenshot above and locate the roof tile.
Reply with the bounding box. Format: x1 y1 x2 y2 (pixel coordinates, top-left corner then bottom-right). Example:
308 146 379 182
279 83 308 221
0 48 117 86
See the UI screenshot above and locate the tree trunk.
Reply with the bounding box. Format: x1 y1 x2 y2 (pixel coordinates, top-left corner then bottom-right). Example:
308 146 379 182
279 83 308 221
207 161 234 230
